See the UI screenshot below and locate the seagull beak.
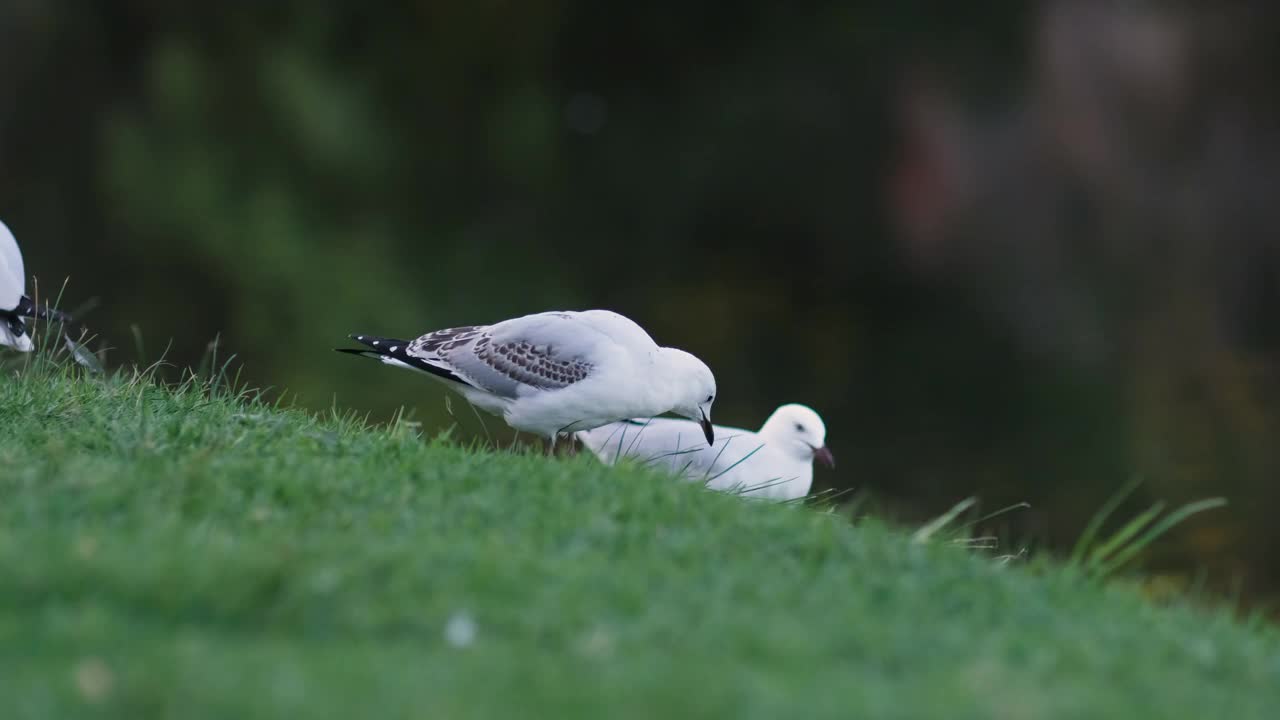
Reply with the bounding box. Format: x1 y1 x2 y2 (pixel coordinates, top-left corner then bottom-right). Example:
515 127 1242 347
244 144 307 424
700 410 715 446
812 445 835 469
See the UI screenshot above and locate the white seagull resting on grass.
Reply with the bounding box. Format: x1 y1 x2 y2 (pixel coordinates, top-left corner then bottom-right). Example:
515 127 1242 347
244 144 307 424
0 219 76 352
576 403 834 502
337 309 718 448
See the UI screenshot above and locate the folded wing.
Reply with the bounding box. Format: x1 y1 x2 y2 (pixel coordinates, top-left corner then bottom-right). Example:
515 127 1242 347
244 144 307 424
407 313 603 398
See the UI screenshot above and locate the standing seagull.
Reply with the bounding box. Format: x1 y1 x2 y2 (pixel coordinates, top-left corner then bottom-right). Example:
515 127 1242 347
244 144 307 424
576 404 834 502
337 310 718 447
0 219 75 352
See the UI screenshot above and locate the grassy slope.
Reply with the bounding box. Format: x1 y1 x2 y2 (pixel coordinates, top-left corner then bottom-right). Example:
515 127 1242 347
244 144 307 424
2 364 1279 719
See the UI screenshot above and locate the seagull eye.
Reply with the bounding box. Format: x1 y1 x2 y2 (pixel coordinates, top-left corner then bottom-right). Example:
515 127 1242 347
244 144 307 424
795 423 806 432
706 395 713 403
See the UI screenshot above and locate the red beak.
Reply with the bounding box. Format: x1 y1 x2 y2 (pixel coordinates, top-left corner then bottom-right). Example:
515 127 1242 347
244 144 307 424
813 445 835 468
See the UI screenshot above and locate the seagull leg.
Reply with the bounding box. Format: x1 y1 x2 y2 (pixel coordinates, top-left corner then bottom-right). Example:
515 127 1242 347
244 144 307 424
551 423 581 458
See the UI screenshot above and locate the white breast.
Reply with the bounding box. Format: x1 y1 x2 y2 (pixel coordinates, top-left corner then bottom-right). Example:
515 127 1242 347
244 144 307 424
0 219 26 311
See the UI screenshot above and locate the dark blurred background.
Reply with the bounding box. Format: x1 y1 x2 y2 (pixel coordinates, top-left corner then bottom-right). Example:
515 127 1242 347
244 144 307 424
3 1 1279 608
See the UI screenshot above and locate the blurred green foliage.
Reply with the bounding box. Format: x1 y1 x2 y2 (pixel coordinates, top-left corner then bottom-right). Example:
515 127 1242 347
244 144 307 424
3 2 1279 609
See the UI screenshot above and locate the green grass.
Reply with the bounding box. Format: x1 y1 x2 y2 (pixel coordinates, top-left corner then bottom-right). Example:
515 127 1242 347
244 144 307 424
2 361 1280 719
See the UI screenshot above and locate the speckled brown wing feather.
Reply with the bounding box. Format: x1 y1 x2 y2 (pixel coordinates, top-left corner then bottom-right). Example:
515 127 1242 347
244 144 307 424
471 335 594 390
406 324 595 396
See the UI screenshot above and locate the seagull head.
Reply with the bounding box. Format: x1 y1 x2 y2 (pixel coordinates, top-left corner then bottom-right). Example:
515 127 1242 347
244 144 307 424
662 348 717 445
761 404 833 468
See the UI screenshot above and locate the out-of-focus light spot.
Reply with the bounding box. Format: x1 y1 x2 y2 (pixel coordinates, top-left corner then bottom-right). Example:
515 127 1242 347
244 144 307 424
74 658 114 704
444 610 477 648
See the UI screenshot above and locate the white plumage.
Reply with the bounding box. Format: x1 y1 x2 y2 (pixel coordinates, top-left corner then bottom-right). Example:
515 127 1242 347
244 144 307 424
1 219 34 352
0 220 97 369
577 404 834 502
339 309 719 444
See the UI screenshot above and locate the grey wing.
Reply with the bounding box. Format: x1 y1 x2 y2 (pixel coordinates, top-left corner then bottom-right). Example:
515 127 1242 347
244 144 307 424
406 324 595 397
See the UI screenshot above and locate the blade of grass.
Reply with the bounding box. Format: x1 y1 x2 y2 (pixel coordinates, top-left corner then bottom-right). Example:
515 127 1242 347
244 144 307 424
707 443 766 482
1087 502 1165 571
1070 476 1144 566
1092 498 1227 579
958 501 1032 533
913 497 977 544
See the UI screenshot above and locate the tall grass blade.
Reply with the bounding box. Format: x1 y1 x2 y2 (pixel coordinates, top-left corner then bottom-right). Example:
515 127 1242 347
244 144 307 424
1070 476 1143 566
707 443 766 482
1091 498 1227 579
1086 501 1165 571
958 501 1031 533
913 497 977 544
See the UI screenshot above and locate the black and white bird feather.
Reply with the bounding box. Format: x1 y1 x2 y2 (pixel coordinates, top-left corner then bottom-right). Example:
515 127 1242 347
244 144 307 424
337 309 719 443
1 219 76 353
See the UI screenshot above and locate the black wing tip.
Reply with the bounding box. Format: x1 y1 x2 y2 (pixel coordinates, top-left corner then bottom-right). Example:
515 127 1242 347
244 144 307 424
41 309 76 324
14 296 75 324
347 334 411 350
338 336 472 386
339 334 412 358
48 308 76 324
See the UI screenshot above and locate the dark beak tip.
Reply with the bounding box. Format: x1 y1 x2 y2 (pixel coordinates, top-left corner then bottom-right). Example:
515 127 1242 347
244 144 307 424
814 446 835 469
701 418 715 446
